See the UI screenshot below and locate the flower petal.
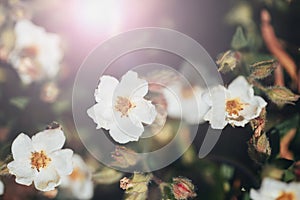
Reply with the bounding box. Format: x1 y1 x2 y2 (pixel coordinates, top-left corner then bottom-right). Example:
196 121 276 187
240 96 267 121
0 180 4 195
95 75 119 104
228 76 254 99
108 123 140 144
183 87 210 124
7 160 36 186
33 166 61 192
205 85 227 129
130 98 157 125
11 133 34 161
115 71 148 98
162 84 182 119
87 102 113 130
50 149 73 176
72 179 94 199
32 129 65 153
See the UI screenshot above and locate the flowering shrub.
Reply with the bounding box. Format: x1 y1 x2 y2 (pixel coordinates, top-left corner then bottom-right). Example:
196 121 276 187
0 0 299 200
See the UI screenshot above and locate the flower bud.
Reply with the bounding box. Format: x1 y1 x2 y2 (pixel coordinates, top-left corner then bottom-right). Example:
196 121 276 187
216 50 241 73
265 86 300 106
248 133 271 165
250 59 277 79
171 177 197 200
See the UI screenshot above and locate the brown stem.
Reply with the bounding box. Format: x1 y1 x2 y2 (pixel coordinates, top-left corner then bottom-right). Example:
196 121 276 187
261 10 298 87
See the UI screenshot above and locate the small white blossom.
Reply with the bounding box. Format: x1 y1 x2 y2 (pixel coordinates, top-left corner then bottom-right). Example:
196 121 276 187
162 83 209 124
250 178 300 200
0 180 4 195
61 154 93 199
7 129 73 192
87 71 157 144
9 19 63 84
204 76 267 129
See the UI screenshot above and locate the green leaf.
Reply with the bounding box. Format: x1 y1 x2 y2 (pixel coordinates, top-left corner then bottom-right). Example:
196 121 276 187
271 158 294 170
231 26 248 50
9 96 30 110
282 169 296 182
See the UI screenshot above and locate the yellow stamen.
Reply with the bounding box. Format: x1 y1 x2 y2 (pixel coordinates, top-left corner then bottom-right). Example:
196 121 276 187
226 98 247 116
114 96 135 117
31 150 51 172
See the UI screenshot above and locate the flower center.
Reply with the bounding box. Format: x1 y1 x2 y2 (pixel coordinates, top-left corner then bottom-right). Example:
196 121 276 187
226 98 246 116
30 150 51 172
69 167 85 181
115 96 135 117
276 192 295 200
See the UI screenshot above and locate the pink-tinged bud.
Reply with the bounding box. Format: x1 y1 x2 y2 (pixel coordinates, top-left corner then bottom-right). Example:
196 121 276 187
216 50 241 73
265 86 300 106
120 177 133 190
172 177 197 200
250 59 277 79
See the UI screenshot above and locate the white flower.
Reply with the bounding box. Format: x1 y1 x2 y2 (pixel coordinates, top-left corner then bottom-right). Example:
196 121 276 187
9 19 63 84
204 76 267 129
7 129 73 192
87 71 157 144
162 83 209 124
250 178 300 200
0 180 4 195
61 154 93 199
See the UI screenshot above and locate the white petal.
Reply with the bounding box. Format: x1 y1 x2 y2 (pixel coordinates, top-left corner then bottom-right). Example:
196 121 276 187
33 166 61 191
32 129 65 153
183 87 210 124
0 180 4 195
228 76 254 99
7 160 36 186
162 84 182 119
240 96 267 121
130 98 157 125
73 179 94 199
115 71 148 98
87 103 113 130
95 75 119 104
50 149 73 176
108 123 140 144
11 133 34 161
205 85 227 129
112 111 144 139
